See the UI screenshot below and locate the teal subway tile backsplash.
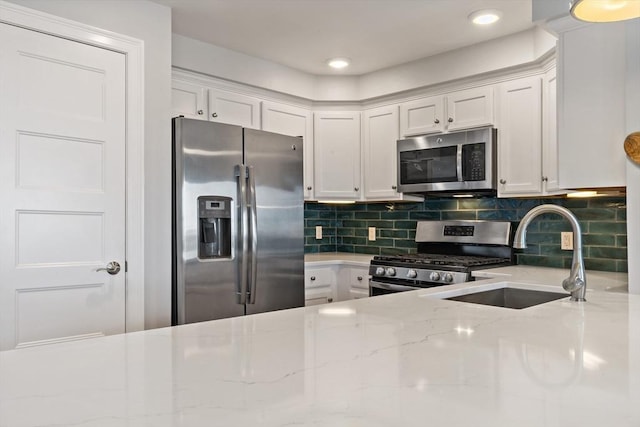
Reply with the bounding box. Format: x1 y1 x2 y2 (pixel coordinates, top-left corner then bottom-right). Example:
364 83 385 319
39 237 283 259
304 196 627 273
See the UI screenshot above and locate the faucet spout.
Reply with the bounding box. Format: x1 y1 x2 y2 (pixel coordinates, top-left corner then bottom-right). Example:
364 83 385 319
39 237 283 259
513 204 586 301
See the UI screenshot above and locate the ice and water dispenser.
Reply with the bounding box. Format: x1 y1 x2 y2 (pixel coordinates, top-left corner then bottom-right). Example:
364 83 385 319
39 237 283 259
198 196 231 259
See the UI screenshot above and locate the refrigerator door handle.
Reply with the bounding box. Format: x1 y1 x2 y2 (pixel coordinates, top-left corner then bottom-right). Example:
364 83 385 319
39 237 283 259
235 164 249 305
247 165 258 304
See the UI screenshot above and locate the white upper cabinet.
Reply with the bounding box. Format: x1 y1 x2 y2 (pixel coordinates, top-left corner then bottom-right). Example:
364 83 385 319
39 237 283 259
553 20 628 188
497 76 543 196
400 86 494 137
313 112 361 200
497 71 563 197
363 105 422 201
446 86 494 131
399 95 444 136
171 80 208 120
261 101 314 200
208 88 261 129
542 67 561 193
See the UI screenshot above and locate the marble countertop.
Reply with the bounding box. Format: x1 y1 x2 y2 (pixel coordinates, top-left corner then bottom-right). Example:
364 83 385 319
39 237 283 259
473 265 629 293
1 269 638 426
305 252 374 266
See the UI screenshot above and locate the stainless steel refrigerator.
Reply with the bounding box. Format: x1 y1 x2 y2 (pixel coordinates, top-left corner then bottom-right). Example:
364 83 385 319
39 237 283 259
172 117 304 325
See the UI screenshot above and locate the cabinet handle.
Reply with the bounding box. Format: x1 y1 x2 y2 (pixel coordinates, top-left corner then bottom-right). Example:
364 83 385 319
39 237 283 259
354 187 360 191
197 109 204 115
212 112 218 118
448 117 454 123
307 186 312 191
434 118 440 124
542 176 548 182
392 185 397 190
327 298 333 303
500 179 507 185
310 276 316 281
357 276 363 281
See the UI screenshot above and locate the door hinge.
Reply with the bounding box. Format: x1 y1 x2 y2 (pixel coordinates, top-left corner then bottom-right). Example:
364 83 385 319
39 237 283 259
125 261 128 272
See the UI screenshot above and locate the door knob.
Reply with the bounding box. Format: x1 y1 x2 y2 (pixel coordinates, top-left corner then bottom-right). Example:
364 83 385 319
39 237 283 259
96 261 121 275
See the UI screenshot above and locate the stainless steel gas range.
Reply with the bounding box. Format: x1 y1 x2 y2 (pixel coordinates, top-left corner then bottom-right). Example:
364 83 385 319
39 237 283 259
369 220 513 296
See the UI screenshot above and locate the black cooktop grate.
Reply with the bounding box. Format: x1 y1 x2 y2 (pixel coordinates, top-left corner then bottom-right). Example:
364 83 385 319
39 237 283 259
373 253 511 268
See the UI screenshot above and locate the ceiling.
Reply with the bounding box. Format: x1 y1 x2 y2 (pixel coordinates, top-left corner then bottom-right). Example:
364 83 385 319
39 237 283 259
152 0 537 76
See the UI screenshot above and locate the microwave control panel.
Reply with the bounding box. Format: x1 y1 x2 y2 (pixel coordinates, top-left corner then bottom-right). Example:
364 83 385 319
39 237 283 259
461 143 486 181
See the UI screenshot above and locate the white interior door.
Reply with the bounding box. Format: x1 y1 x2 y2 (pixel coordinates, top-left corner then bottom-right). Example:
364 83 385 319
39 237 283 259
0 23 126 350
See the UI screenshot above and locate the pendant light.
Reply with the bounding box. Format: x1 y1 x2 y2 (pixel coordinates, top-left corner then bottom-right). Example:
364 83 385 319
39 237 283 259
570 0 640 22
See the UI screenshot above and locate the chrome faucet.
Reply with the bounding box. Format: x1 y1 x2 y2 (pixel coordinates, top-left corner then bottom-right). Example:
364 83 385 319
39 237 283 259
513 204 586 301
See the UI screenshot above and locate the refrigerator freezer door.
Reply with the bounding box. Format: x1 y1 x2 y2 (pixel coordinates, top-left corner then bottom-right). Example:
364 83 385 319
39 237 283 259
243 129 304 315
173 118 245 324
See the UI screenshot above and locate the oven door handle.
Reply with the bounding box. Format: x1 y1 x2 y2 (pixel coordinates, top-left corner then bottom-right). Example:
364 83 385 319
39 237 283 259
369 280 421 293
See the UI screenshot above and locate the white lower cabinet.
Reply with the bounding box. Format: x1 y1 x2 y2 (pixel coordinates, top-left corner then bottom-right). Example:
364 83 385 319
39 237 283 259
304 267 336 306
347 267 370 299
304 263 370 306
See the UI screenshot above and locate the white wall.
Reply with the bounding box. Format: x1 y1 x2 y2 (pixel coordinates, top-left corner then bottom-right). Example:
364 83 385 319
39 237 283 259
173 34 318 100
358 27 556 100
173 27 556 102
8 0 174 327
532 0 570 22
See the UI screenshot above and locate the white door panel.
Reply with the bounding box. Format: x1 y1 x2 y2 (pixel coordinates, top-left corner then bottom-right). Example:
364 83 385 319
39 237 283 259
0 23 126 350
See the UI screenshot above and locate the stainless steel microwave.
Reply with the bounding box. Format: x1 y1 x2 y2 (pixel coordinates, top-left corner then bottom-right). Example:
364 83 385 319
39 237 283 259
397 126 497 195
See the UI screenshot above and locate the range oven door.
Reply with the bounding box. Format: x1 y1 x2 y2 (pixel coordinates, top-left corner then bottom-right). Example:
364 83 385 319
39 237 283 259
369 279 443 297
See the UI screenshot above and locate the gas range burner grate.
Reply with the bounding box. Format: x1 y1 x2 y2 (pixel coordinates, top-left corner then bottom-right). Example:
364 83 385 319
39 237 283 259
374 254 511 268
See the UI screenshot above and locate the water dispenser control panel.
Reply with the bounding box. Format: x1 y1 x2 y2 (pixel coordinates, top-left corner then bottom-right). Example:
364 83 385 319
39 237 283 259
198 196 232 259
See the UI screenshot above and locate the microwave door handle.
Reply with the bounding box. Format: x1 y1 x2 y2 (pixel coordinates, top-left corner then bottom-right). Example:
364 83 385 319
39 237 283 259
456 144 463 181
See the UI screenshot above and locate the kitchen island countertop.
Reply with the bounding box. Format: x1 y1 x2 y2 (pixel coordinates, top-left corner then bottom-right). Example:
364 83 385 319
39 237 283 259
1 269 638 426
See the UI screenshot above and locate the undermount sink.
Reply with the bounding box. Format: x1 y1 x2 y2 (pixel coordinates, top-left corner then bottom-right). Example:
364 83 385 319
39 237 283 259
443 286 570 309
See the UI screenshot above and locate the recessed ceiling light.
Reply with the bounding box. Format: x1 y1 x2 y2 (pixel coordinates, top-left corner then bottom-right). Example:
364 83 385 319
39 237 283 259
468 9 503 25
327 57 350 69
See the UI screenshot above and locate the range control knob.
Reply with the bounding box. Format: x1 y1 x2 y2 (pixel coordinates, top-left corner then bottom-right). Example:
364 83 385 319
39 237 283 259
429 272 441 281
443 273 454 283
406 269 418 279
385 267 396 277
375 267 386 276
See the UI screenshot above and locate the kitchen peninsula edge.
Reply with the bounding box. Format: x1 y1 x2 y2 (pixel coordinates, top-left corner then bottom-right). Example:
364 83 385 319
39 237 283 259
0 263 636 426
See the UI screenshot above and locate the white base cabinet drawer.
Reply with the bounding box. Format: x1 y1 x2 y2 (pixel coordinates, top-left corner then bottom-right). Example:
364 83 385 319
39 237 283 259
350 288 369 299
305 267 336 306
305 288 334 306
305 268 334 289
